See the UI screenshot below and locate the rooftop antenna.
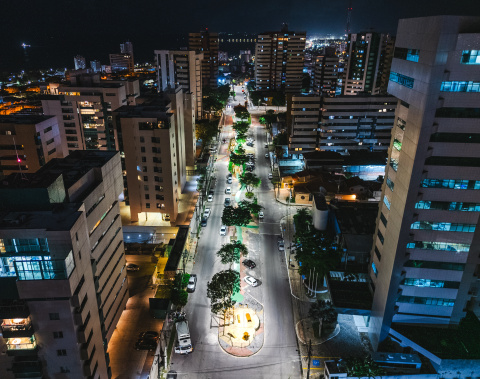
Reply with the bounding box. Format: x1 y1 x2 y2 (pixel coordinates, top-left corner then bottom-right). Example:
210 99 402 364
346 0 353 37
13 137 28 181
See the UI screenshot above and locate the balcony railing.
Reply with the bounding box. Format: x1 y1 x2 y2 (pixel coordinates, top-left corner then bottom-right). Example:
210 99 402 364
1 319 33 338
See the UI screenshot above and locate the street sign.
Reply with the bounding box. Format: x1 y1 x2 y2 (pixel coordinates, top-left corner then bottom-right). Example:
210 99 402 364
312 359 320 367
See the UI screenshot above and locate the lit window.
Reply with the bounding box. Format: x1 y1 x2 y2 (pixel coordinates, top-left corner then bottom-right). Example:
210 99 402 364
461 50 480 65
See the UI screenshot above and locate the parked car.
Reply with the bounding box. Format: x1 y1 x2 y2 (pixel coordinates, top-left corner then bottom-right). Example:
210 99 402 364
242 259 256 269
258 211 264 219
227 177 233 184
207 194 213 202
138 331 159 341
166 371 178 379
220 225 227 236
126 263 140 271
224 197 231 206
225 187 231 194
265 153 269 158
268 173 273 179
201 217 208 227
163 214 171 221
278 241 285 251
187 274 197 293
134 338 157 351
227 173 232 179
244 276 258 287
264 143 268 148
203 208 211 218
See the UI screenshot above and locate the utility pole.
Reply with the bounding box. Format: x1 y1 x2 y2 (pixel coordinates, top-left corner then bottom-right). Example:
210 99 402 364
306 339 312 379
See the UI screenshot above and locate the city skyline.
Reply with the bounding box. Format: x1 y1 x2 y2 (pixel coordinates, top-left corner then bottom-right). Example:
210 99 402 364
2 0 480 72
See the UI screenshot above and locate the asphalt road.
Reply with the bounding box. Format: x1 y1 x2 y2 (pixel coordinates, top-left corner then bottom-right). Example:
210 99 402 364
169 91 302 378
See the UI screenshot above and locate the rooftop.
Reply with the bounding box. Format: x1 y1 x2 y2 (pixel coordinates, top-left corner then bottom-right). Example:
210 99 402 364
330 201 379 235
0 114 56 124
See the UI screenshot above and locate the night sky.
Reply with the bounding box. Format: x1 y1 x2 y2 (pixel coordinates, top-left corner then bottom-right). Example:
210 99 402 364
1 0 480 72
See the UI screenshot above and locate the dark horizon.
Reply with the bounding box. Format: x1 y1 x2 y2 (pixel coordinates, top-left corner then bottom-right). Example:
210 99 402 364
1 0 480 73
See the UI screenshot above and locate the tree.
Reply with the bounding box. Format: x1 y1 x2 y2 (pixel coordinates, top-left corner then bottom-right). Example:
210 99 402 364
229 152 249 166
308 300 338 336
221 205 253 226
203 85 231 115
344 356 385 378
230 90 236 99
234 105 250 120
238 200 263 215
233 121 250 137
263 110 277 127
207 269 240 319
196 119 220 147
272 91 286 110
249 90 263 106
217 241 248 268
171 289 188 307
239 172 261 193
273 131 288 145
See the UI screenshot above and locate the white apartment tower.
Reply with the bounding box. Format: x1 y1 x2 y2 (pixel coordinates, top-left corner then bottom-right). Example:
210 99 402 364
369 16 480 349
0 151 127 378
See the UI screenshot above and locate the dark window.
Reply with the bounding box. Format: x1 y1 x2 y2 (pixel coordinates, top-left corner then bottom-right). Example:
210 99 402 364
143 176 148 181
430 133 480 143
57 349 67 356
435 108 480 118
142 166 147 172
141 147 145 153
146 203 150 209
425 156 480 167
377 230 384 244
156 195 165 200
145 194 150 200
144 185 149 191
49 313 60 320
374 246 381 261
53 331 64 339
380 213 388 227
139 136 145 143
141 157 146 163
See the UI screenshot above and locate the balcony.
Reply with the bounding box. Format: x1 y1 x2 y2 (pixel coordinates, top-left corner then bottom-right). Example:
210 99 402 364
0 302 30 319
12 356 43 378
6 336 37 356
1 318 33 338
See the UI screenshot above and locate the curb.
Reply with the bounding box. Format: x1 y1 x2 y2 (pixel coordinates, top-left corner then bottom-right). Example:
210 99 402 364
295 320 341 346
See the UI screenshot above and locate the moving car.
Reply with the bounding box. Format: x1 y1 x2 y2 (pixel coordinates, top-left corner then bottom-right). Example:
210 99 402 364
203 208 211 218
242 259 256 269
220 225 227 236
264 143 268 148
244 276 258 287
225 187 231 194
126 263 140 271
201 217 208 227
166 371 178 379
187 274 197 293
207 194 213 202
268 173 273 180
224 197 231 206
258 211 264 219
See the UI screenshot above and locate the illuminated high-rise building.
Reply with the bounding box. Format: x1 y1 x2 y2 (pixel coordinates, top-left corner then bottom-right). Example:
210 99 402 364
188 30 219 88
369 15 480 349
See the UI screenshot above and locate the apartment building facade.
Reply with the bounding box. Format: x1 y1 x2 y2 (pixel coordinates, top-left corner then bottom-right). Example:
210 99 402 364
369 16 480 349
42 74 139 152
188 31 219 88
286 94 396 153
154 49 203 120
312 49 340 97
114 97 181 223
0 115 67 179
255 27 306 93
343 33 394 96
0 151 127 378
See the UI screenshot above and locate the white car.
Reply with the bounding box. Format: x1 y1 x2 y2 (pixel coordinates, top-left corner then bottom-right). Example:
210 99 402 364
225 187 231 194
186 274 197 293
258 211 264 219
265 153 269 158
203 208 211 218
207 194 213 202
227 177 233 184
220 225 227 236
244 276 258 287
268 173 273 180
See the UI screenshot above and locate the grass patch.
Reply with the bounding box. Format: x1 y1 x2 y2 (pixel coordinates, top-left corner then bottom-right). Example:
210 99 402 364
393 311 480 359
228 161 233 173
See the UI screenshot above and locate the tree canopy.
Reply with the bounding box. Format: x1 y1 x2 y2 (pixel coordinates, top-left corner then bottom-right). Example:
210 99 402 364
221 205 252 226
262 110 277 127
196 118 219 147
293 208 341 279
233 121 250 137
239 172 261 193
249 91 263 106
273 131 289 146
229 152 249 166
203 85 231 114
309 300 338 325
207 269 240 316
344 357 385 377
217 241 248 268
234 105 250 120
